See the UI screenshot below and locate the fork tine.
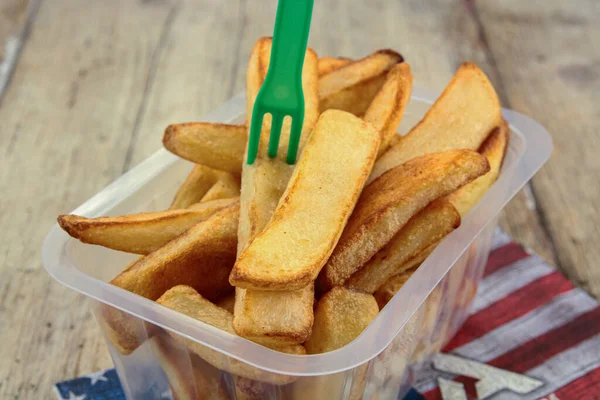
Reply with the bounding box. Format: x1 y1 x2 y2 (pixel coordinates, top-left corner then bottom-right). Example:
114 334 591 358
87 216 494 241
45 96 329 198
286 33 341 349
247 107 265 165
286 109 304 164
268 113 284 159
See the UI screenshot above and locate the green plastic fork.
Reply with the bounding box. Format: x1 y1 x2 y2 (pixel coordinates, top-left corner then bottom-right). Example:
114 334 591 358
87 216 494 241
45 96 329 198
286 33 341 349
246 0 315 165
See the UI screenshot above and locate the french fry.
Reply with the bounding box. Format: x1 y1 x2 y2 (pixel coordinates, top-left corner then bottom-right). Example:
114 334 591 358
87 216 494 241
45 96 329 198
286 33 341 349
233 285 315 345
318 57 352 77
200 176 241 202
151 335 229 400
170 164 240 209
346 200 460 293
291 287 378 399
234 37 319 344
305 287 379 354
163 122 247 175
446 121 509 216
96 301 149 355
318 49 403 116
373 270 414 310
233 377 288 400
111 202 239 301
157 285 305 385
318 149 490 292
231 110 381 291
363 63 413 157
239 37 319 253
58 198 238 255
290 365 368 400
387 133 402 149
369 62 502 183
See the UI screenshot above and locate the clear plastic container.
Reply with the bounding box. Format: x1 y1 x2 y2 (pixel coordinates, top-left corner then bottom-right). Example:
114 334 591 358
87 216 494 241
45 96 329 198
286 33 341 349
42 87 552 400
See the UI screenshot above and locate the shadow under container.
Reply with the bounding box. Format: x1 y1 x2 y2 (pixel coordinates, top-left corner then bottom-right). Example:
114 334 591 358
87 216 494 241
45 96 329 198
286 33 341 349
42 87 552 400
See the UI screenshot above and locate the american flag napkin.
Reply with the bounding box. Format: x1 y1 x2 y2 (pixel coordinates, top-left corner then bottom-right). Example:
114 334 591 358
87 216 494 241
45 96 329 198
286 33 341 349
54 230 600 400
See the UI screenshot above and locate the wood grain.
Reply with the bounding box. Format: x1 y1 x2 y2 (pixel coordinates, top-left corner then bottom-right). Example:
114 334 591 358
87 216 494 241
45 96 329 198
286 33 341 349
0 0 178 398
0 0 594 398
0 0 36 101
474 0 600 296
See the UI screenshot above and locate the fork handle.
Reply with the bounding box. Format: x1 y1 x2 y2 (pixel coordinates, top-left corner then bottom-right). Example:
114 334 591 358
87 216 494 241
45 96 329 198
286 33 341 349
265 0 314 88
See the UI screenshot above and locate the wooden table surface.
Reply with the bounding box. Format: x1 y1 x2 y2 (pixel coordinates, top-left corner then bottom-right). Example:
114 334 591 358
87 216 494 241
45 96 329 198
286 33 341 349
1 0 598 398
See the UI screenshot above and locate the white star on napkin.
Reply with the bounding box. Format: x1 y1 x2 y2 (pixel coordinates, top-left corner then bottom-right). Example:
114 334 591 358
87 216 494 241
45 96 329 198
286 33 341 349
86 370 108 386
65 391 86 400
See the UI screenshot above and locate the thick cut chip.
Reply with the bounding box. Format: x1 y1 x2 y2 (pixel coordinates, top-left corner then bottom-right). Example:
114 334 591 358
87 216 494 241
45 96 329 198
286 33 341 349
231 110 380 291
170 164 240 209
369 62 502 183
239 37 319 253
157 286 305 385
58 198 237 255
200 176 240 202
233 285 315 345
319 49 403 115
110 202 239 301
234 37 319 343
317 57 352 77
290 365 368 400
297 288 375 399
386 133 403 151
318 150 489 292
151 336 229 400
373 269 415 309
364 62 413 157
346 200 460 293
305 287 379 354
446 121 509 216
163 122 247 174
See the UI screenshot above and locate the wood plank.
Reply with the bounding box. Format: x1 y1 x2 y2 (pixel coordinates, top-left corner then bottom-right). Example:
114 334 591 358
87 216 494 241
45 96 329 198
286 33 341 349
473 0 600 297
0 0 177 398
125 0 245 169
0 0 35 100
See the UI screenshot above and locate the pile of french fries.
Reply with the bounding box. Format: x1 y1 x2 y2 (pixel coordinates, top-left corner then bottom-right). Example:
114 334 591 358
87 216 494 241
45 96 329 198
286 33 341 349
58 36 508 399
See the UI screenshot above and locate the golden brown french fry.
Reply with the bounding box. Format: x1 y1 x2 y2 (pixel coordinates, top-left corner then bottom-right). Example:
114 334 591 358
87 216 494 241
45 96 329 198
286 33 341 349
157 285 305 385
96 301 149 355
151 335 229 400
163 122 247 175
233 376 289 400
234 37 319 343
200 176 241 202
290 366 368 400
446 120 509 216
369 62 502 183
233 285 315 345
317 57 352 77
305 287 379 354
318 49 403 115
215 292 235 314
364 62 413 157
395 241 437 276
387 133 402 149
318 149 490 293
57 198 237 255
373 269 414 309
111 202 239 301
187 197 239 211
239 37 319 253
231 110 381 291
346 200 460 293
293 287 377 400
170 164 240 209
